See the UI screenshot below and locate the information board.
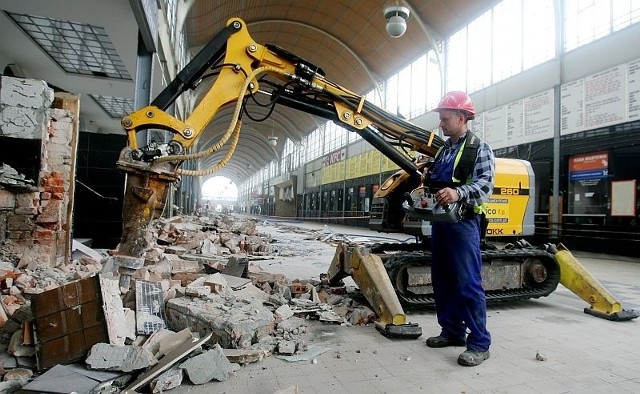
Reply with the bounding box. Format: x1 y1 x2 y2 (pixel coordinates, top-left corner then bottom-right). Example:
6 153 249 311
584 65 626 129
628 59 640 120
560 79 585 135
523 89 554 143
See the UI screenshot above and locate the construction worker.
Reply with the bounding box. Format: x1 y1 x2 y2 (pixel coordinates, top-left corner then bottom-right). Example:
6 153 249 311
424 91 495 366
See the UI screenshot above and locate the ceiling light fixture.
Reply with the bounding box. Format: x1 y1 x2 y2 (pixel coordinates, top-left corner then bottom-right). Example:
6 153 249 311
268 118 278 147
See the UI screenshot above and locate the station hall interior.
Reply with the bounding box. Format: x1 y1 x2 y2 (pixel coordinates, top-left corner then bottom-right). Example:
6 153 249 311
2 0 640 256
0 0 640 392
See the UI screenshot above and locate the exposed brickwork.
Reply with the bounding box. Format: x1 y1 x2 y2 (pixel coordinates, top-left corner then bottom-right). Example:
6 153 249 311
0 77 75 267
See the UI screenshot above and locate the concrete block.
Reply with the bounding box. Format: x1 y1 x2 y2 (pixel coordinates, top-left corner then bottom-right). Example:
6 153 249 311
2 367 33 382
0 77 54 108
277 316 306 333
275 304 294 321
0 107 46 139
0 189 15 209
222 348 264 364
203 272 227 294
185 285 211 297
150 366 183 393
85 343 158 372
277 340 296 355
170 259 201 274
179 344 238 384
165 294 274 349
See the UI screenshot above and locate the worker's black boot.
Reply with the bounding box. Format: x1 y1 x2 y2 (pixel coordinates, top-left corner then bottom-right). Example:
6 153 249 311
425 335 466 348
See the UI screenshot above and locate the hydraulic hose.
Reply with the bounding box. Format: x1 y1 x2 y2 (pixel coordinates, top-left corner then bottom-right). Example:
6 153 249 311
154 65 289 165
176 119 241 176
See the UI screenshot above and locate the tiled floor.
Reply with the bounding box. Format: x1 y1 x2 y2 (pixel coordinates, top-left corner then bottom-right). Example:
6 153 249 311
171 220 640 394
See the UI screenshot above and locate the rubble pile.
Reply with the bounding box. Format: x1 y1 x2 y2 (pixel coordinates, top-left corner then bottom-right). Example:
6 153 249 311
0 164 35 190
0 213 373 393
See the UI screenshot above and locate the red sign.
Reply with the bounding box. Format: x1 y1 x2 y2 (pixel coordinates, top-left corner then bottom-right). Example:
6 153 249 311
569 151 609 172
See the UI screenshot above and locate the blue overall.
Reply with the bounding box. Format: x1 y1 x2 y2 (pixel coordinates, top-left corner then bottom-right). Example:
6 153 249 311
429 144 491 352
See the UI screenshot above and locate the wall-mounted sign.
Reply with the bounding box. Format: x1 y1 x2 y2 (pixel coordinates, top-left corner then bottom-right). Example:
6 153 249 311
322 148 346 166
569 151 609 181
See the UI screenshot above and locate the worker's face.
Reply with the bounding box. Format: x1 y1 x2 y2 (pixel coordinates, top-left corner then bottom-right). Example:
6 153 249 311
438 110 466 138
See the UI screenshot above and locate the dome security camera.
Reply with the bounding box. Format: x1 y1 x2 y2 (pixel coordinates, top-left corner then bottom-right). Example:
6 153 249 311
384 5 410 38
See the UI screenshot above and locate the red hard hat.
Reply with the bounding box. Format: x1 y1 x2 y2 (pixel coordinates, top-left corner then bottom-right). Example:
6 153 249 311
433 91 475 120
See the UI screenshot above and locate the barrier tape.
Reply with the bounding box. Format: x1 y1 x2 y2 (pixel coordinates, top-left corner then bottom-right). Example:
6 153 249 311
253 214 371 220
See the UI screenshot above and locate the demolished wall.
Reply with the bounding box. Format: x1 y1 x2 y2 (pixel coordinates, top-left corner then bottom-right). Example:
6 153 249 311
0 76 76 267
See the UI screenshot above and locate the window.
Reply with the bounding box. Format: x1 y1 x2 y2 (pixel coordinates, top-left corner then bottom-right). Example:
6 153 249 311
466 10 492 92
305 127 323 161
384 74 398 113
563 0 640 52
523 0 555 68
397 64 412 118
426 50 442 110
493 0 523 82
446 29 468 91
613 0 640 31
410 55 427 118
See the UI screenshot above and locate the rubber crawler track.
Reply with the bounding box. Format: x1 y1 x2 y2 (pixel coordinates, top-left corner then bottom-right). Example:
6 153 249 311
372 243 561 308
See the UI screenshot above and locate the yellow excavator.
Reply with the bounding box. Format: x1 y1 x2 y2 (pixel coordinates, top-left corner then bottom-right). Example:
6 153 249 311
111 18 638 339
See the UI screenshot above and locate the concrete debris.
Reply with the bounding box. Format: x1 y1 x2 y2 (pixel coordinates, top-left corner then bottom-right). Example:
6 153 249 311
179 344 239 384
536 351 547 361
150 366 183 393
122 331 212 393
85 343 158 372
222 348 264 364
277 340 297 355
0 163 35 189
3 366 33 382
165 293 275 349
274 304 294 322
0 211 378 392
275 345 331 363
346 306 376 325
319 310 345 323
0 380 22 393
0 351 18 369
20 363 127 394
7 330 34 357
100 276 128 346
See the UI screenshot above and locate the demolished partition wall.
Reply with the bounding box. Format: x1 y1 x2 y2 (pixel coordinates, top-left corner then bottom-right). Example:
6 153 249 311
0 76 78 267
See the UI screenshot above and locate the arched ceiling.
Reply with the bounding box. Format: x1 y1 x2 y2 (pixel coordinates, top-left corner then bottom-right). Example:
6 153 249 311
0 0 499 185
185 0 499 183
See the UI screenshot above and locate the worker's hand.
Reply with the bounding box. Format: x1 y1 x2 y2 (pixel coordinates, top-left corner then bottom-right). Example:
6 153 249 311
435 187 459 205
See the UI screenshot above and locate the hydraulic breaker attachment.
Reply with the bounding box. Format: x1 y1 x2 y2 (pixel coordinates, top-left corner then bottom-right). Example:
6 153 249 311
109 147 178 291
551 243 639 321
327 242 422 338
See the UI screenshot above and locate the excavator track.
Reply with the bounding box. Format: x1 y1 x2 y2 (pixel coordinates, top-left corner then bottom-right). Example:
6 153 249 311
371 243 560 308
